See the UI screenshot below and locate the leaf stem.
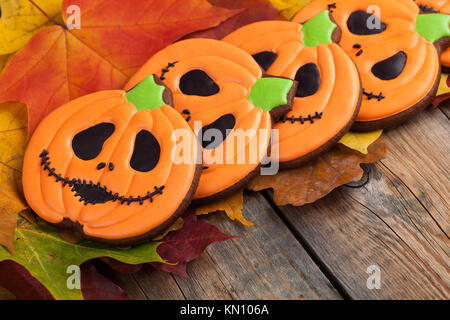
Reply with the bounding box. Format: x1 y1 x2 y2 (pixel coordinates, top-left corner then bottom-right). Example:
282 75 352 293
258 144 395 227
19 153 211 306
28 0 66 29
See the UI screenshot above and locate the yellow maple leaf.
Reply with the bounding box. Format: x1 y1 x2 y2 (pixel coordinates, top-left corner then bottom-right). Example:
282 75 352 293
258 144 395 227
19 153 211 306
437 74 450 96
0 0 63 55
338 130 383 155
268 0 311 20
0 101 28 253
196 190 254 226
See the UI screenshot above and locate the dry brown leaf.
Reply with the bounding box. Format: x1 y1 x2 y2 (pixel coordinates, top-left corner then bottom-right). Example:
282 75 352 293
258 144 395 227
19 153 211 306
196 189 253 226
247 139 386 206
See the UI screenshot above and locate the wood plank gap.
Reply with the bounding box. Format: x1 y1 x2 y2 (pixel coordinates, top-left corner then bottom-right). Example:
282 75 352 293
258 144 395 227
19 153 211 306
260 190 351 300
170 273 188 300
438 106 449 120
130 273 151 300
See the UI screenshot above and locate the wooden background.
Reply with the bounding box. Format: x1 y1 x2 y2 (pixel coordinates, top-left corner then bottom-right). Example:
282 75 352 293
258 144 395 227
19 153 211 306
101 104 449 300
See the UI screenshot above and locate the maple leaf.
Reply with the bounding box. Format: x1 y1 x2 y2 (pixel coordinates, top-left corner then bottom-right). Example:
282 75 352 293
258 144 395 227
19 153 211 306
186 0 282 39
196 189 254 226
0 260 53 299
154 209 236 278
247 139 387 206
268 0 311 19
0 101 28 253
0 218 165 299
80 262 129 300
0 0 63 55
339 130 383 155
0 0 240 134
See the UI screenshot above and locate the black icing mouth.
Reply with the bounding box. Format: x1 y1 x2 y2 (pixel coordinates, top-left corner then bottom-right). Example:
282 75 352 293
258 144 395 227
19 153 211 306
39 150 165 206
278 112 323 124
363 90 385 101
418 4 439 13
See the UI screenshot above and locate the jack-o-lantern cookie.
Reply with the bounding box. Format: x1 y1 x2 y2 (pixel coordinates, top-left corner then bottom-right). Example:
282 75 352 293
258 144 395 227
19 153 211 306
223 13 362 168
23 75 202 246
414 0 450 73
125 39 297 203
293 0 450 131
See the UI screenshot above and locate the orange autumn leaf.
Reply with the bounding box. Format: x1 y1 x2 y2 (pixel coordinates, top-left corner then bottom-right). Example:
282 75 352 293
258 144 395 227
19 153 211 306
196 190 253 226
187 0 282 39
247 139 386 206
0 0 240 135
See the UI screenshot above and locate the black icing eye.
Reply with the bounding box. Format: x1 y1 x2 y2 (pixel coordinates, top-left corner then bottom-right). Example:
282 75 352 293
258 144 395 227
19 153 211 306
199 114 236 150
371 51 407 80
295 63 320 97
130 130 161 172
347 10 386 35
252 51 278 71
72 123 115 161
179 70 220 96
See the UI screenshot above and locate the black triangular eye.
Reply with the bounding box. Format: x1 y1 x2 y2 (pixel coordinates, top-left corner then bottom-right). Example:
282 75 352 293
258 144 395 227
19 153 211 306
72 123 115 160
130 130 161 172
347 10 386 35
199 114 236 150
179 70 220 96
252 51 278 71
295 63 320 97
371 51 407 80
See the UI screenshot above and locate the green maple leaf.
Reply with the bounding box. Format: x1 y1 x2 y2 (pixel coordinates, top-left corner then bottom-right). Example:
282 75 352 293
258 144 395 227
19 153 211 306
0 218 164 300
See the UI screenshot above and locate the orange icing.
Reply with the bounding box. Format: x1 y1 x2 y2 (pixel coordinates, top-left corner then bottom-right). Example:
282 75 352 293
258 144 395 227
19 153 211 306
223 21 361 164
125 39 276 200
22 90 200 240
293 0 441 123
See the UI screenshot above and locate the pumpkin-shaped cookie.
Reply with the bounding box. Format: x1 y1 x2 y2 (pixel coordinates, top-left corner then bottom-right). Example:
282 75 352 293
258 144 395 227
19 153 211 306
23 76 201 246
223 14 362 168
293 0 450 131
414 0 450 72
125 39 296 203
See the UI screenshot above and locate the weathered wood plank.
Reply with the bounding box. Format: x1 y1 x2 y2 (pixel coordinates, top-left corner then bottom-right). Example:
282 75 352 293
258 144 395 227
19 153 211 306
275 108 450 299
93 260 185 300
381 107 449 233
101 191 340 299
172 191 341 300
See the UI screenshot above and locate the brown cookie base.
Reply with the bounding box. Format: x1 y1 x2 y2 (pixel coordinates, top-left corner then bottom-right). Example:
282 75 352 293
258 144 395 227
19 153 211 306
48 161 203 247
279 75 363 169
192 163 262 206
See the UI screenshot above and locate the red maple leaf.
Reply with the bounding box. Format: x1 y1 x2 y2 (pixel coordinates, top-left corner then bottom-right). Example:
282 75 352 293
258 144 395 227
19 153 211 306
0 0 239 134
154 209 236 278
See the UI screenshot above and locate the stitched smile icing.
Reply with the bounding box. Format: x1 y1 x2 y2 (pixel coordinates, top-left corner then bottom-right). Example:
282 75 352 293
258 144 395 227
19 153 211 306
39 150 165 206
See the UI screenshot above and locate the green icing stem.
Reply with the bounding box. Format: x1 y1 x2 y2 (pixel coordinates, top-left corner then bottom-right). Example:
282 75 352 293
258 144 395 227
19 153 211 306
416 14 450 43
247 77 294 112
301 10 337 48
125 76 166 111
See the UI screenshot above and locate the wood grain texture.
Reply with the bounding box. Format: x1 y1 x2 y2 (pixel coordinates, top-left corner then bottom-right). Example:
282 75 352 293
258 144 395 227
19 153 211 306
174 191 340 299
103 192 340 300
275 107 449 300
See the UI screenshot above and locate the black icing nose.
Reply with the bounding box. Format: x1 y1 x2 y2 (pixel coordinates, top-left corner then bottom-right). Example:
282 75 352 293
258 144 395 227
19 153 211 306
97 162 114 171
